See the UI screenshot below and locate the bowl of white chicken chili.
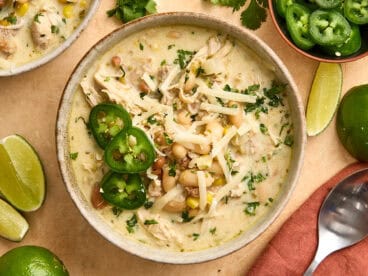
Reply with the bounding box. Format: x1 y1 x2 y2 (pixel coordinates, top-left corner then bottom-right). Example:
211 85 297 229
0 0 99 76
56 12 306 263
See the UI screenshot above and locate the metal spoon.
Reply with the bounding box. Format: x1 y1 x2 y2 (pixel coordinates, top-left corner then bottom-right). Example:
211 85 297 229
304 168 368 275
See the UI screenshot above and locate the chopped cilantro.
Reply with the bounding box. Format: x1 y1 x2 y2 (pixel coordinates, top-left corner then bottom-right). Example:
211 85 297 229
34 13 43 23
244 202 260 216
225 150 236 172
223 84 232 92
181 210 193 222
174 49 196 69
107 0 157 23
209 227 217 235
259 123 268 135
69 152 78 160
168 44 175 49
126 214 138 233
164 133 173 145
144 219 158 225
144 201 154 209
160 59 167 66
242 172 267 191
139 42 144 51
4 13 17 25
112 206 123 217
147 115 158 125
195 67 205 77
192 233 200 241
284 135 294 147
51 25 60 34
168 161 177 177
264 82 287 107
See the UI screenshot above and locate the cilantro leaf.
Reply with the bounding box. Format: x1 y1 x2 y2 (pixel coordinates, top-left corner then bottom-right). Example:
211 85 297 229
107 0 157 23
240 0 267 30
209 0 246 11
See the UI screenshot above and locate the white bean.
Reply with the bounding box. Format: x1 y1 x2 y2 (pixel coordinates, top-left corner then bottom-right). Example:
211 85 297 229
162 165 177 193
172 143 187 159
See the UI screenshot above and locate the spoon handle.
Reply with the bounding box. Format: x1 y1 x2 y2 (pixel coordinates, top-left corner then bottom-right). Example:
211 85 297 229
304 258 320 276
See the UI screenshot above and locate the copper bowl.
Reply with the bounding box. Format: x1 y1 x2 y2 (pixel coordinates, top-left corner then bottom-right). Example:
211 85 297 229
268 0 368 63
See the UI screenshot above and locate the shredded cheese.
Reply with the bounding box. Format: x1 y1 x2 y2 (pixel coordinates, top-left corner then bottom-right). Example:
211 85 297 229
197 171 207 210
216 151 231 183
152 185 183 212
198 80 257 103
174 132 210 145
211 126 237 157
200 103 240 116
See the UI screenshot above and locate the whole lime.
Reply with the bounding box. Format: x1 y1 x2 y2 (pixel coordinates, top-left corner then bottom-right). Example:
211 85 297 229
0 246 69 276
336 84 368 161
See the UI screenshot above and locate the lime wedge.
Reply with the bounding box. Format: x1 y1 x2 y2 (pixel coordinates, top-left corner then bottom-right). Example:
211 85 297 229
0 135 45 211
0 198 29 241
306 63 342 136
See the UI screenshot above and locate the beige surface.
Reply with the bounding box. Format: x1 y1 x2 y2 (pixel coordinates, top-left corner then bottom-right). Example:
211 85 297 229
0 1 367 275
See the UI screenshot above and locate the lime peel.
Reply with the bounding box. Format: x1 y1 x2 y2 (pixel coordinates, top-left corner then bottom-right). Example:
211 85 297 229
0 135 45 212
0 198 29 242
306 62 342 136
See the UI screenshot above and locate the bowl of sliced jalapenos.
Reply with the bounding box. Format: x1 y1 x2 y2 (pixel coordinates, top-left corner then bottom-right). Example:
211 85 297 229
269 0 368 62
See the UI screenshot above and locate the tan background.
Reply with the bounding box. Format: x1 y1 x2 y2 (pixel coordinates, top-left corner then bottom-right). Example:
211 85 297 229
0 1 367 275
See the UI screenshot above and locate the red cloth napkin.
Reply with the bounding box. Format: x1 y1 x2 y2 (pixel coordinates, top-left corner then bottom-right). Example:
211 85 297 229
249 163 368 276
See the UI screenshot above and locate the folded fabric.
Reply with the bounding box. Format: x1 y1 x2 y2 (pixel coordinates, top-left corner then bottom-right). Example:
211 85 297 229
248 163 368 276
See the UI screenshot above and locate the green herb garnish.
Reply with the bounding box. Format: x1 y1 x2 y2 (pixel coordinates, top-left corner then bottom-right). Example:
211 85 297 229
107 0 157 23
126 214 138 233
244 202 260 216
144 219 158 225
69 152 79 160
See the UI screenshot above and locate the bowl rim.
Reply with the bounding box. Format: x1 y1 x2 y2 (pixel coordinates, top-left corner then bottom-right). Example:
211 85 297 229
268 0 368 63
0 0 101 77
56 12 307 264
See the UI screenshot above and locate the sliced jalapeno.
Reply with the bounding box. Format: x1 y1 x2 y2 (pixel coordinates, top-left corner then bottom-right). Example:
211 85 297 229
323 24 362 56
286 4 316 50
100 171 146 210
309 10 352 46
104 126 155 173
315 0 342 9
344 0 368 24
276 0 297 18
89 103 132 149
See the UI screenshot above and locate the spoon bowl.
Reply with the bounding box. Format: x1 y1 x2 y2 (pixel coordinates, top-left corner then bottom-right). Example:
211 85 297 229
304 168 368 275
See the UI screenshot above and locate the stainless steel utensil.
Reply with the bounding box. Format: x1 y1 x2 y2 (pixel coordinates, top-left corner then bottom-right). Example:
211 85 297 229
304 168 368 275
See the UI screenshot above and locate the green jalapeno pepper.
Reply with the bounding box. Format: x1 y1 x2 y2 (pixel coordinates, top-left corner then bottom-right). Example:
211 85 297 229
276 0 297 18
309 10 352 46
344 0 368 24
89 103 132 149
104 126 155 173
315 0 342 9
286 4 316 50
100 171 146 209
323 24 362 56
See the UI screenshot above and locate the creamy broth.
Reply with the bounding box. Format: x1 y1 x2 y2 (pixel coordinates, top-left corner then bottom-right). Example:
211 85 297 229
68 26 293 252
0 0 90 69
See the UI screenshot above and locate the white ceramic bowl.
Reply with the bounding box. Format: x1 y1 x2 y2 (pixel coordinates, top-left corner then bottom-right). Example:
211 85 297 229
56 12 306 264
0 0 100 77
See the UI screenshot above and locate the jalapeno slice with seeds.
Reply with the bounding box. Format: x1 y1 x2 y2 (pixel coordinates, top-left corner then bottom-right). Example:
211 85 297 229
344 0 368 24
315 0 342 9
89 103 132 149
322 24 361 56
286 4 316 50
104 126 155 173
100 171 146 209
309 10 352 46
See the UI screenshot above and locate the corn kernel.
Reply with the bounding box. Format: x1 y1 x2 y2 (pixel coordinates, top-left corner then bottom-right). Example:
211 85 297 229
80 0 87 8
213 177 226 186
186 197 199 209
223 126 230 135
15 3 29 17
63 5 74 18
118 76 126 84
207 193 213 205
0 20 9 26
